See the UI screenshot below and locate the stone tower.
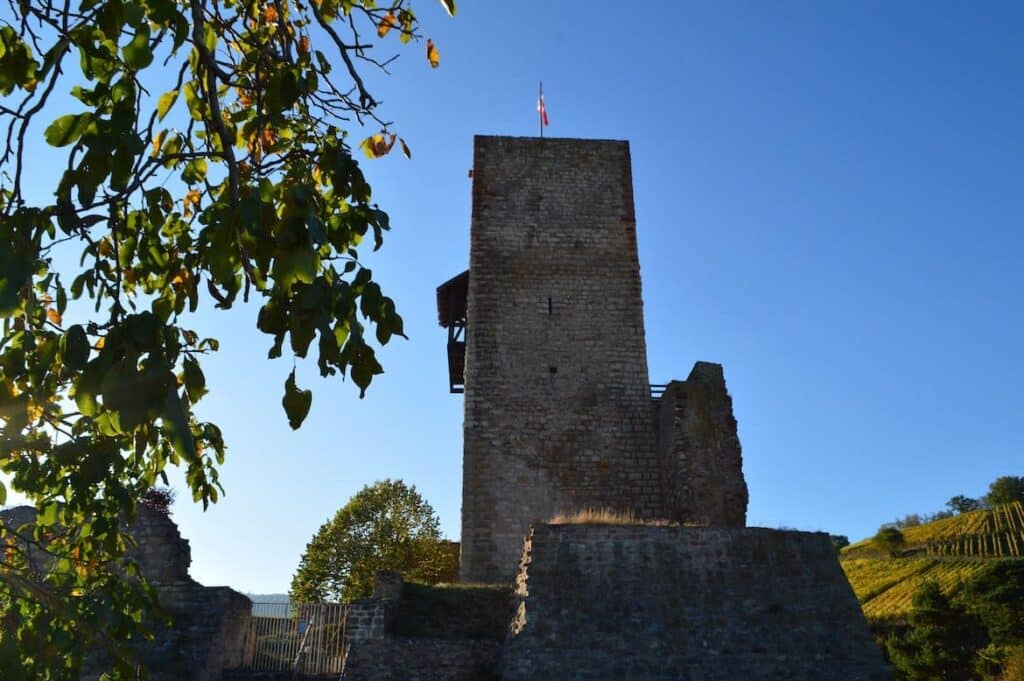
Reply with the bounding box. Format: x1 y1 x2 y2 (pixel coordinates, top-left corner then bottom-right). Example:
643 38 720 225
438 136 748 583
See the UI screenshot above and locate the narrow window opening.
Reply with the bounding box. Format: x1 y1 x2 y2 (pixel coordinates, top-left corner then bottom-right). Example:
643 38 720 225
547 297 553 315
548 366 558 374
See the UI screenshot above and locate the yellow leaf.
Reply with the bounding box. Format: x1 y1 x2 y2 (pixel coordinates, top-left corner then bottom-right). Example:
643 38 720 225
171 270 191 289
260 128 277 150
184 190 201 218
26 400 43 422
152 130 167 157
46 308 62 325
426 39 440 68
377 11 396 38
95 336 106 350
98 237 113 257
360 133 396 159
438 0 456 17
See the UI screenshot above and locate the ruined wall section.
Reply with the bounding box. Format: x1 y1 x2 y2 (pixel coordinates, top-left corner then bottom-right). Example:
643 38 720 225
502 524 889 680
89 506 250 681
656 361 748 526
461 136 661 583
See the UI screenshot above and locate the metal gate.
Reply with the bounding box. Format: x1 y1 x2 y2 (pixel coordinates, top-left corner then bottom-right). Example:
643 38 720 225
237 601 348 675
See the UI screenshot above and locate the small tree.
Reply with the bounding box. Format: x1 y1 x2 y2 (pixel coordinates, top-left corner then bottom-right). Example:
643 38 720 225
984 477 1024 508
874 527 906 557
886 580 986 681
830 534 850 554
140 487 176 517
947 495 983 514
961 561 1024 650
289 480 452 602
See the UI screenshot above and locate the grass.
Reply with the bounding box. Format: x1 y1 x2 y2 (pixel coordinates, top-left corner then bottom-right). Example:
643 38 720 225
841 502 1024 622
547 507 676 526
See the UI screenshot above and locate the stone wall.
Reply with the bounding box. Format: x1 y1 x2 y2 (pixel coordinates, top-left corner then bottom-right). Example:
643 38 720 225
80 506 252 680
341 638 500 681
461 135 662 582
502 523 889 680
656 362 748 526
340 578 507 681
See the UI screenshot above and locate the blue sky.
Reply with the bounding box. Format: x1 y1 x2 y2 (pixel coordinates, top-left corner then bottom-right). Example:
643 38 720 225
6 1 1024 593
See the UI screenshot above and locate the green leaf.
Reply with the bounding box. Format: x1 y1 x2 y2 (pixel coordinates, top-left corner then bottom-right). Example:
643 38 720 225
273 248 318 289
62 325 90 370
44 113 93 147
183 80 205 121
161 386 197 463
122 23 152 69
182 158 207 184
40 502 59 525
157 89 179 121
282 368 312 430
182 356 207 400
0 481 5 506
0 245 31 317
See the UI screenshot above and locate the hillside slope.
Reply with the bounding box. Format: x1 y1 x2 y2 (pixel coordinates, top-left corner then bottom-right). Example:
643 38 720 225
841 501 1024 621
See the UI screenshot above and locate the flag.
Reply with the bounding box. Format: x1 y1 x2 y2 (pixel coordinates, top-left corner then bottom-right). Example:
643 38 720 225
537 92 549 127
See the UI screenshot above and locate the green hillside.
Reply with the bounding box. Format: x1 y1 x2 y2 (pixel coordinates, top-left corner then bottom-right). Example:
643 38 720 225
841 501 1024 621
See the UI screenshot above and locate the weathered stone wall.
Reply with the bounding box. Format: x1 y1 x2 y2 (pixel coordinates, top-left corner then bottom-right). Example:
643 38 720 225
0 504 255 681
656 361 748 526
341 638 500 681
339 577 507 680
127 503 193 582
461 135 662 582
502 524 890 680
344 599 393 642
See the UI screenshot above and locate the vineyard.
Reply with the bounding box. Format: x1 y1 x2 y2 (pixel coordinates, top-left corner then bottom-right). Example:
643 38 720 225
841 502 1024 621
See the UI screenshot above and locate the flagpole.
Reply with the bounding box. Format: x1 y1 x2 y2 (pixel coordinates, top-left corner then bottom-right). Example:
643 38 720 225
539 82 544 139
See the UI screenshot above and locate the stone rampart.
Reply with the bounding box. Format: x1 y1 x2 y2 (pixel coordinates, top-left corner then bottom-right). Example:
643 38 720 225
502 523 889 680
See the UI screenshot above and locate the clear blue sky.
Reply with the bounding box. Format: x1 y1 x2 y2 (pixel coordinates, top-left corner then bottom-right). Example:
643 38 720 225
6 1 1024 593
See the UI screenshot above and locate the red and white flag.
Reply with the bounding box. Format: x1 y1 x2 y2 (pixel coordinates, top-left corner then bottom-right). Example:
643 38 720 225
537 91 549 127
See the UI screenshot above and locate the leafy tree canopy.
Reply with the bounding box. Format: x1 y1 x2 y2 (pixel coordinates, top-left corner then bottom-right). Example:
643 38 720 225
984 477 1024 508
947 495 983 514
830 534 850 554
886 580 986 681
961 561 1024 648
289 479 453 602
873 526 906 558
0 0 453 676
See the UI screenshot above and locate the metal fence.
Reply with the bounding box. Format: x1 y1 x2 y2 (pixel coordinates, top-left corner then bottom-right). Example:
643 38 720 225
238 601 348 675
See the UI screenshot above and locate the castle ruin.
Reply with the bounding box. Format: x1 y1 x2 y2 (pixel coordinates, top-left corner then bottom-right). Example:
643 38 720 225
438 136 748 581
431 135 890 679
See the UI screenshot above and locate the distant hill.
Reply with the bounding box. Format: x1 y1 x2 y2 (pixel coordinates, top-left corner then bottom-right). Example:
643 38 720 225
243 593 291 618
841 501 1024 622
